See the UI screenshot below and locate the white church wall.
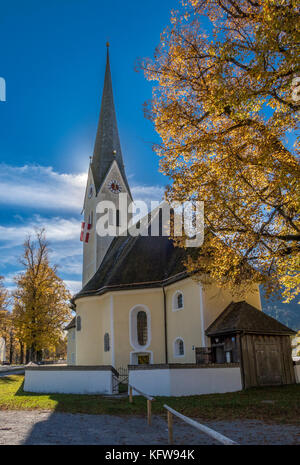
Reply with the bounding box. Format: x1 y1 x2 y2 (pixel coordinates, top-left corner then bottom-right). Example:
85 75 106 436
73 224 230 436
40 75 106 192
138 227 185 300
129 364 242 397
24 366 117 394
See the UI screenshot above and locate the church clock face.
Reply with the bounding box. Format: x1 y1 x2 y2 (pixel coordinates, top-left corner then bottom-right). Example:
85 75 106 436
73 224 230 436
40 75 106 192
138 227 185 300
108 179 122 194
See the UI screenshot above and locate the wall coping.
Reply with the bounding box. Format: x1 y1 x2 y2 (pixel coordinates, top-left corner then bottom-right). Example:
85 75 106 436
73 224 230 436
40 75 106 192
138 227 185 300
128 363 240 370
25 365 119 376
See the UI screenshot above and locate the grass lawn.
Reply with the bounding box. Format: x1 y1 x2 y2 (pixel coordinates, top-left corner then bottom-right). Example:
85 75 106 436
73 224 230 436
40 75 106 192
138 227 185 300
0 375 299 424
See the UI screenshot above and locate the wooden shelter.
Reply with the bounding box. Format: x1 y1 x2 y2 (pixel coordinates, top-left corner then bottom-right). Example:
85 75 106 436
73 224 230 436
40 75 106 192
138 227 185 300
205 301 296 388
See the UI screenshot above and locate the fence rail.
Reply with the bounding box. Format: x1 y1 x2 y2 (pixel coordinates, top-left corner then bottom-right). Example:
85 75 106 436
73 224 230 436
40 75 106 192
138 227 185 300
128 384 155 425
163 404 238 445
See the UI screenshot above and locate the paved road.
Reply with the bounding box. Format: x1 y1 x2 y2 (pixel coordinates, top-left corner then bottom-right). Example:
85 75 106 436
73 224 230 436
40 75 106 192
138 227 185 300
0 411 299 445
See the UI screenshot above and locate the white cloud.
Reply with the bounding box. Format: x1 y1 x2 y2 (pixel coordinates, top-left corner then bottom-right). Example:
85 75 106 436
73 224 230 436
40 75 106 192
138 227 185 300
0 163 165 292
0 216 81 247
0 164 87 212
131 184 165 206
64 280 82 294
0 163 165 212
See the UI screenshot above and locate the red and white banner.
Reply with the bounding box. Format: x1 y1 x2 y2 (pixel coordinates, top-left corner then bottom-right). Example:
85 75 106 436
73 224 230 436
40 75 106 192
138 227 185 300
80 222 91 243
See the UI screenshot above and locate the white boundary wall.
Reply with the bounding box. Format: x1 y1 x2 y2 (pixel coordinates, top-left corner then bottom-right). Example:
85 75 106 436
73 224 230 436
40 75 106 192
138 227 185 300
24 366 117 395
129 364 242 397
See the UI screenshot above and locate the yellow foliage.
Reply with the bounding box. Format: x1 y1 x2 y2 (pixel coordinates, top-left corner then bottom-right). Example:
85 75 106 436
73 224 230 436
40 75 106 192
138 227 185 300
12 230 71 355
142 0 300 301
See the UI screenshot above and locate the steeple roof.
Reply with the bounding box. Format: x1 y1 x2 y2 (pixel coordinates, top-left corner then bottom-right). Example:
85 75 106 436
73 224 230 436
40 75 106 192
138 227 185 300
91 44 131 196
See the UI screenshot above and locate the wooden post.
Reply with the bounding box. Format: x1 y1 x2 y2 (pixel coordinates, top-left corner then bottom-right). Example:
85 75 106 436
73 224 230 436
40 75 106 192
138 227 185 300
129 386 133 403
167 410 173 444
147 399 152 425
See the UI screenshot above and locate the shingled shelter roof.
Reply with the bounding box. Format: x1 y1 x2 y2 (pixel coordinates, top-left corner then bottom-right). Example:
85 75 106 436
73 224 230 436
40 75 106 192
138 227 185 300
73 233 194 304
206 301 295 337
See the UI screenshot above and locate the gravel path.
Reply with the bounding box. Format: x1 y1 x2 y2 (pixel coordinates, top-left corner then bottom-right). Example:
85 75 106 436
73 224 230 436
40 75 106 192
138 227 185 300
0 411 299 445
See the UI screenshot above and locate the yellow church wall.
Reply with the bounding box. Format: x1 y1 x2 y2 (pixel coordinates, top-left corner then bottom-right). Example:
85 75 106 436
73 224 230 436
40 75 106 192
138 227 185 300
165 278 202 364
75 295 111 366
112 289 166 368
73 278 261 368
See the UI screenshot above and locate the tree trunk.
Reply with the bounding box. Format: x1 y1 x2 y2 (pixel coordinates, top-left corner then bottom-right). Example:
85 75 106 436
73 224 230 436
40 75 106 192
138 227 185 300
20 342 24 364
9 331 14 364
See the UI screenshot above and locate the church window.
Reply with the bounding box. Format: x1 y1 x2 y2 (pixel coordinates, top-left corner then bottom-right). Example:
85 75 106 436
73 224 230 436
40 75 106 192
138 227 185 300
88 211 93 226
76 316 81 331
173 291 184 311
88 185 93 199
130 305 151 350
104 333 110 352
174 338 184 357
116 209 120 227
137 311 147 346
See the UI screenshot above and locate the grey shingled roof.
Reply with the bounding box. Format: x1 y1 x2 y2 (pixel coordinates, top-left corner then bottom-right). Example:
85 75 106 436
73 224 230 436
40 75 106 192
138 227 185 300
91 46 131 197
206 301 296 336
73 232 195 303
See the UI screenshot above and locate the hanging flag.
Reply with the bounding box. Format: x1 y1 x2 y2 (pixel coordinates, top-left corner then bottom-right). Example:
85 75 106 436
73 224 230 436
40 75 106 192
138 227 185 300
80 222 91 243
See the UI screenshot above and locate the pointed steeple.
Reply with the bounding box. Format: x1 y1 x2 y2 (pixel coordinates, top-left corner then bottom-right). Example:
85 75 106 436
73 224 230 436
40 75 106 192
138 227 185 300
91 44 131 197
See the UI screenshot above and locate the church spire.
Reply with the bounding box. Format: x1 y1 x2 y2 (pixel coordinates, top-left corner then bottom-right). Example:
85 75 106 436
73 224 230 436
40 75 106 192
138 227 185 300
91 44 131 196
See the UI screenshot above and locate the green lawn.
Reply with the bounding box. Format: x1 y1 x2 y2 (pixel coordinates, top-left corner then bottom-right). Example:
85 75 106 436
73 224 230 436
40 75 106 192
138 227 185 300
0 375 299 424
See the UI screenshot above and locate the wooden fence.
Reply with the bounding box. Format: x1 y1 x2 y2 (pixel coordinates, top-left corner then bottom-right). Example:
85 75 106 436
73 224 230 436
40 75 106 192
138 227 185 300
128 384 238 444
164 404 238 445
128 384 155 425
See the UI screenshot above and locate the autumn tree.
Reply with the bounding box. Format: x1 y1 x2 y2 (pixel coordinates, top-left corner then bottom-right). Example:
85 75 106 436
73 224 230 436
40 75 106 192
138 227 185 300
142 0 300 301
13 230 71 362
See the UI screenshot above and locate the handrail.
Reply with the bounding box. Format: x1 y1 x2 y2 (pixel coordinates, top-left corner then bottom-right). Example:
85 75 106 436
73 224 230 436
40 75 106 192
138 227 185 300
164 404 238 445
128 384 155 401
128 384 156 425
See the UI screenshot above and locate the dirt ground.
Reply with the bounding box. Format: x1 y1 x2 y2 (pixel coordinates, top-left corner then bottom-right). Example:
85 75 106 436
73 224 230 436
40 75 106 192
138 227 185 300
0 410 299 445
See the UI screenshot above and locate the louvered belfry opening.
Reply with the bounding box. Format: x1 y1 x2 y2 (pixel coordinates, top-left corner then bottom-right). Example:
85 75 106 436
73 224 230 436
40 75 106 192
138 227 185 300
137 311 147 346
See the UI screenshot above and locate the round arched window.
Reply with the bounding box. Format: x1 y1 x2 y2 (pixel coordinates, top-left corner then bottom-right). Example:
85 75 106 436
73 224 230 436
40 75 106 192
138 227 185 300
137 311 147 346
174 338 184 357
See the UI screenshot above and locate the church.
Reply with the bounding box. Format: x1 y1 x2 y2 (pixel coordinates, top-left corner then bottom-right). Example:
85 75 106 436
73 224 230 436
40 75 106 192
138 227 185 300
65 46 296 390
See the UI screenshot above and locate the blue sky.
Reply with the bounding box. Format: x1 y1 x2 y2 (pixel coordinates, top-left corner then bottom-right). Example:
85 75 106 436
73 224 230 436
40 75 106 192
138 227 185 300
0 0 181 293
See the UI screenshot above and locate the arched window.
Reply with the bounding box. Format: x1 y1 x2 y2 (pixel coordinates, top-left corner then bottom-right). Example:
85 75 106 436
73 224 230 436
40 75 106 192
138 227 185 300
88 185 93 199
137 311 147 346
130 305 151 350
174 338 184 357
76 316 81 331
173 291 184 311
104 333 110 352
88 210 93 227
177 293 183 309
